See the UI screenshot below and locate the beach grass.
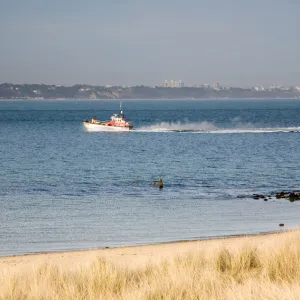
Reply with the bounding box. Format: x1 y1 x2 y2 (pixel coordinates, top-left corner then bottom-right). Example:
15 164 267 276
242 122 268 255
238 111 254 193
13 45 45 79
1 230 300 299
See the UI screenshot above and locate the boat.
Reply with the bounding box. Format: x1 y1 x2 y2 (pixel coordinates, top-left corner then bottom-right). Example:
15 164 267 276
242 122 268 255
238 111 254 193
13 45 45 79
83 102 133 131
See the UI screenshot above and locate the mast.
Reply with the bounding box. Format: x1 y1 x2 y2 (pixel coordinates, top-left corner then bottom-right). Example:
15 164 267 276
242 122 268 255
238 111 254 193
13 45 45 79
120 101 124 117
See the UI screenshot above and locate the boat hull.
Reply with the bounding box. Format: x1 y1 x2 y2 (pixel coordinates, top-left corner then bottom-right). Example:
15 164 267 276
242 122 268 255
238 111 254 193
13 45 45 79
83 122 133 132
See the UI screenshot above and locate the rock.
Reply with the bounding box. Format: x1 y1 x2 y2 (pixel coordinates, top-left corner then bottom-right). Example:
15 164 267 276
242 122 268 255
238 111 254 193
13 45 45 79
275 191 297 200
253 191 300 202
289 192 300 202
276 191 285 199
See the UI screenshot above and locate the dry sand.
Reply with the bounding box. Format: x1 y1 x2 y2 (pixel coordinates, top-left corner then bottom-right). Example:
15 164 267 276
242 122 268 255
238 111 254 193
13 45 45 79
0 230 290 274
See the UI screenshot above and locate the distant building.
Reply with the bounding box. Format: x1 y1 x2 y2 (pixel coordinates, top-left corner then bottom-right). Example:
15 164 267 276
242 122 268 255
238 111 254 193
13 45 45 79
253 86 265 91
164 80 184 88
213 82 220 90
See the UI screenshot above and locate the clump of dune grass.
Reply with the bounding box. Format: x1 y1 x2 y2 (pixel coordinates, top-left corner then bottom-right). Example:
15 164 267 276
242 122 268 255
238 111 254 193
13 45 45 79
266 236 300 283
215 244 261 283
1 231 300 300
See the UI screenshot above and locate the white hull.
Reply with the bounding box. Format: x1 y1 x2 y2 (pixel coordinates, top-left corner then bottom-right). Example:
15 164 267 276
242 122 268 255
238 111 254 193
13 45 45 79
83 122 132 132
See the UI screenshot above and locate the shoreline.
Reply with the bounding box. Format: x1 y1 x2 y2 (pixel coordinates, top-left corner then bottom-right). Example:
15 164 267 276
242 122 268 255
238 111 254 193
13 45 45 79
0 229 290 273
2 230 300 298
0 229 284 259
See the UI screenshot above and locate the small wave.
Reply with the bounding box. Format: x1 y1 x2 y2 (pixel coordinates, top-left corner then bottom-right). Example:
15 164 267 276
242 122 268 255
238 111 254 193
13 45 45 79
32 188 50 192
212 127 300 134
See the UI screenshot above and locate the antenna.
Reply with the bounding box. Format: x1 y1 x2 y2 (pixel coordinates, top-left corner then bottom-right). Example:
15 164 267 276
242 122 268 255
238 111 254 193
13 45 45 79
120 101 123 115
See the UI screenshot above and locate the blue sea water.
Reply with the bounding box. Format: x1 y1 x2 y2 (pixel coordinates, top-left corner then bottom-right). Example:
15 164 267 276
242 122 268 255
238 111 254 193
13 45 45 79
1 99 300 256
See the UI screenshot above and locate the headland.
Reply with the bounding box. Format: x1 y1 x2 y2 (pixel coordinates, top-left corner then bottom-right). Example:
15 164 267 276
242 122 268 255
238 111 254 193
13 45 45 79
1 83 299 100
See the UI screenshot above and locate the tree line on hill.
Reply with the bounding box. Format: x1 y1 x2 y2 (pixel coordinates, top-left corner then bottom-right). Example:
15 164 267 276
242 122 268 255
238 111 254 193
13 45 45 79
0 83 299 99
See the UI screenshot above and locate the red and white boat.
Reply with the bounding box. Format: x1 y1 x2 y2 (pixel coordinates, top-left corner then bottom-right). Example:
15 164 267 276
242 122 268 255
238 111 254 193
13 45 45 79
83 103 133 131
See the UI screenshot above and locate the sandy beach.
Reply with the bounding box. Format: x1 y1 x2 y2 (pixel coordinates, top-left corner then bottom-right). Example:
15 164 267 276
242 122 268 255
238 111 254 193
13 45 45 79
1 229 300 299
0 230 290 272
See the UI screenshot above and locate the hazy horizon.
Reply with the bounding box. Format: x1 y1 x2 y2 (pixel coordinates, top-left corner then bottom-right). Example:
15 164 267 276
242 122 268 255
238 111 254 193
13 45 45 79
1 0 299 87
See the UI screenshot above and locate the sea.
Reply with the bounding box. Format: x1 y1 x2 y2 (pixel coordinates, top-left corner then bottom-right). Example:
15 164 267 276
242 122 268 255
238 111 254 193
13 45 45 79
1 99 300 256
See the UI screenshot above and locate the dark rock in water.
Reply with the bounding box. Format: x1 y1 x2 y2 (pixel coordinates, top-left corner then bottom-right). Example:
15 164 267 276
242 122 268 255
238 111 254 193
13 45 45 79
289 192 300 201
275 191 300 201
253 191 300 202
276 191 286 199
279 223 285 227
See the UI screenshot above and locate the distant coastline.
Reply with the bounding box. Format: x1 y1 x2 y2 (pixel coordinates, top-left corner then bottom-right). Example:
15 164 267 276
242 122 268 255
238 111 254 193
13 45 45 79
1 83 299 100
1 97 300 102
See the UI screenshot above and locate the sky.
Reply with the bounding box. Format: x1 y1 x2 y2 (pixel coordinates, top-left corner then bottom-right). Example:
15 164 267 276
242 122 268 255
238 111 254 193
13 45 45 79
0 0 299 87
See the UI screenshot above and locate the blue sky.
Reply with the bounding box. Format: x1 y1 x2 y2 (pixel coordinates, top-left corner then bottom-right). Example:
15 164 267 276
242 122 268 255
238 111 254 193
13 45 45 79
0 0 299 86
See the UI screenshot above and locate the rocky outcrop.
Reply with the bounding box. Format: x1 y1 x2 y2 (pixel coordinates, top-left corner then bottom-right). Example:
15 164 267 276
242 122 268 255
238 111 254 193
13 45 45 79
275 191 300 202
249 191 300 202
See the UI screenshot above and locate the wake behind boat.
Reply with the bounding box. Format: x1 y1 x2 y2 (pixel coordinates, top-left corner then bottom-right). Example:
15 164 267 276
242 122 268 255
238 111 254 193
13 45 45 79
83 103 133 131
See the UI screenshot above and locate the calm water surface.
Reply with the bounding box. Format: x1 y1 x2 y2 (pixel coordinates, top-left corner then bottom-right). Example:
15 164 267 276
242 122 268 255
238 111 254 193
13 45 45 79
1 99 300 256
